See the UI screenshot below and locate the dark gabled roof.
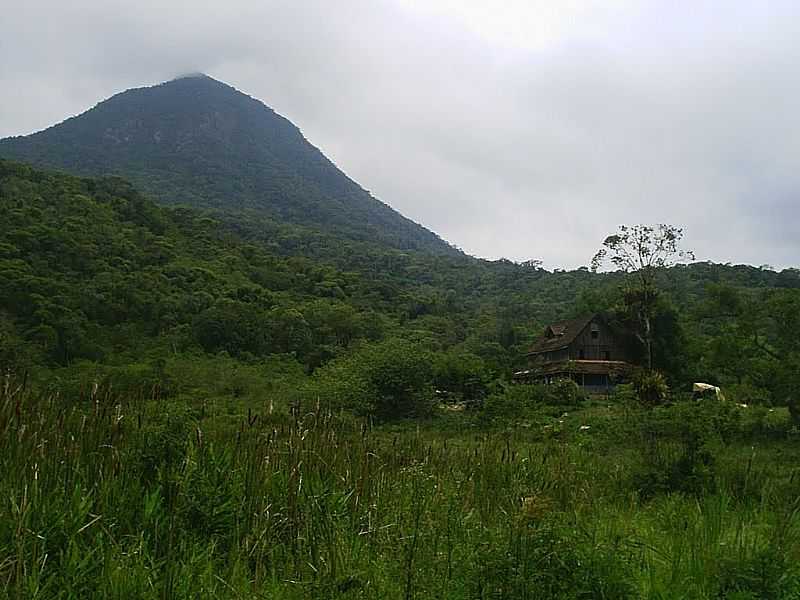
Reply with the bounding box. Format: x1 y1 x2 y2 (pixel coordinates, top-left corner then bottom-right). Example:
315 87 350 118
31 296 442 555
526 314 597 355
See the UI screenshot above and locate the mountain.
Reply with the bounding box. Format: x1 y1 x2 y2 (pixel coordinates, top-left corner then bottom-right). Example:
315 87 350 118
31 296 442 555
0 74 456 255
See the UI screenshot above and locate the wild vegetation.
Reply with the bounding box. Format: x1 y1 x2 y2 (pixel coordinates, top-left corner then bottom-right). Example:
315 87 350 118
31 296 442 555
2 159 800 598
2 159 798 404
1 76 799 596
2 375 800 598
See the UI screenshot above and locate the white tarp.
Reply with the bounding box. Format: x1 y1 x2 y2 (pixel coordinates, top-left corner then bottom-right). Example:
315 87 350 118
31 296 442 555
693 382 725 400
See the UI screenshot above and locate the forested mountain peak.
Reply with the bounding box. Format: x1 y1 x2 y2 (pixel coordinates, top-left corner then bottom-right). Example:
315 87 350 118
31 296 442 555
0 75 457 255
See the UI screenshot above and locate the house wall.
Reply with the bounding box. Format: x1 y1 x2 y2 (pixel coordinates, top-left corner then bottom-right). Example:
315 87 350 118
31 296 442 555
568 317 628 361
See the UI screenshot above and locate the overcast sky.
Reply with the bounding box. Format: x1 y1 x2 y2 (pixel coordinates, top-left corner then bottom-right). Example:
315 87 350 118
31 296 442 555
1 1 798 269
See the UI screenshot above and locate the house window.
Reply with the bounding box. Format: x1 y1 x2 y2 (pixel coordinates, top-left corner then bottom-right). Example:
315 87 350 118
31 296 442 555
590 323 599 339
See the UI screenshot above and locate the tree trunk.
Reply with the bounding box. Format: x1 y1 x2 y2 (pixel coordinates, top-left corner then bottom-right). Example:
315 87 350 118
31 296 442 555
641 279 653 371
644 311 652 370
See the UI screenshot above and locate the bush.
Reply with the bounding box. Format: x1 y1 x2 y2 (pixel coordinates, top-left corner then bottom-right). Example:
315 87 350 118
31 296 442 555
192 300 271 356
545 378 585 406
738 405 791 439
472 522 636 599
726 383 771 407
612 383 638 405
633 436 716 498
131 403 195 483
788 396 800 428
480 380 586 425
716 545 800 599
481 383 547 422
632 370 669 406
632 401 734 497
0 312 39 373
431 349 492 402
313 338 434 419
44 360 172 399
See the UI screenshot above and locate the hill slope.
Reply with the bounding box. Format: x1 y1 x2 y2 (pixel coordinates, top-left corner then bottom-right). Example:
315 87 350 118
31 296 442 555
0 74 455 255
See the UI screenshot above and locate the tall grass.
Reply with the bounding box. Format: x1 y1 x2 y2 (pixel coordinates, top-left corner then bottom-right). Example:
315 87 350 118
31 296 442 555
1 377 799 598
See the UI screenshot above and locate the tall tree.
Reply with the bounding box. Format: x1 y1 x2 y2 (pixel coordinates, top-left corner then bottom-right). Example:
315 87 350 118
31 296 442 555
591 225 694 370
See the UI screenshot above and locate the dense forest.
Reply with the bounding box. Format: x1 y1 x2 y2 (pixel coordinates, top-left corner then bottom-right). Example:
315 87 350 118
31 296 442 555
1 158 798 415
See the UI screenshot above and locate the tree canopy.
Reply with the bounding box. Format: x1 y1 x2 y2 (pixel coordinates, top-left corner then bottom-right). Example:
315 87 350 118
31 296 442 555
592 224 695 369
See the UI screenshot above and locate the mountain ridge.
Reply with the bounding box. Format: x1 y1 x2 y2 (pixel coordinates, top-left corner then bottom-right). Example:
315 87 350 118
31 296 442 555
0 74 458 256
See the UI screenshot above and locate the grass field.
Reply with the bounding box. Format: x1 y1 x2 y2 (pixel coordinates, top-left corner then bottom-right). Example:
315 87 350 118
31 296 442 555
2 377 799 599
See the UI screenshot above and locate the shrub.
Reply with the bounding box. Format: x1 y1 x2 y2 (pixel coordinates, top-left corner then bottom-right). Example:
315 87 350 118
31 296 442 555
632 370 669 406
633 436 716 498
472 522 636 599
632 401 731 497
788 396 800 428
192 300 271 356
179 446 241 544
481 383 547 422
612 383 638 405
131 403 194 482
716 545 800 599
479 380 588 426
431 349 492 402
738 405 791 439
45 360 171 399
726 382 772 407
313 338 434 419
544 378 585 406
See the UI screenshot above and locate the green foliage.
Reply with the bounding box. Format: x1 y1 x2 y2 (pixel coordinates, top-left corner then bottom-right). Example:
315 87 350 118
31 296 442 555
716 544 800 599
4 158 798 405
481 383 548 423
481 380 585 425
432 348 492 401
313 338 435 419
3 379 799 597
632 369 669 406
546 378 586 406
726 382 772 406
633 433 717 499
134 403 195 481
696 283 800 414
789 397 800 429
0 160 400 379
629 400 753 498
193 300 272 356
473 522 636 599
0 311 38 372
592 224 694 370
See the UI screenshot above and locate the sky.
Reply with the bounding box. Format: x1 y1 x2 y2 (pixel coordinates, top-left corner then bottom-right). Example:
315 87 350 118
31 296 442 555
1 0 798 269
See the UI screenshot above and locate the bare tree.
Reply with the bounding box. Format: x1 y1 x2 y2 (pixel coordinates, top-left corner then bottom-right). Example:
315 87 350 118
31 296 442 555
591 225 694 370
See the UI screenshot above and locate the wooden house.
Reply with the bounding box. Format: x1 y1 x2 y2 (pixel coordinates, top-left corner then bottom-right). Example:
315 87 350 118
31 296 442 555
514 313 633 392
